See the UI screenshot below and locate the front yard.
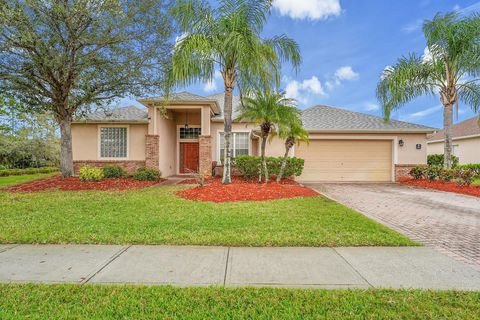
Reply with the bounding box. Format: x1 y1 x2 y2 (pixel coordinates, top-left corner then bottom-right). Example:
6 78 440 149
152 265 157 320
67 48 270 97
0 172 58 188
0 284 478 319
0 186 415 246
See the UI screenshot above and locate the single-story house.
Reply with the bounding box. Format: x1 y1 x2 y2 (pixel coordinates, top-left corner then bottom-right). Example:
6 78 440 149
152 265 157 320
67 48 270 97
72 91 435 182
427 115 480 164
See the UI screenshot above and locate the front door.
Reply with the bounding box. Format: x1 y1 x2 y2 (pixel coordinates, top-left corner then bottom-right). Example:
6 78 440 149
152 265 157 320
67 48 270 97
180 142 199 174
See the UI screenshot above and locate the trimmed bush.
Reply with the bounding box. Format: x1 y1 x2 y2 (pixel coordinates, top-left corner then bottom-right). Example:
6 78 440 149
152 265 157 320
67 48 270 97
439 168 455 182
425 166 441 181
79 165 104 182
133 167 161 181
409 166 425 180
0 167 59 177
427 154 459 167
233 155 305 180
456 164 480 177
455 168 475 186
103 165 126 178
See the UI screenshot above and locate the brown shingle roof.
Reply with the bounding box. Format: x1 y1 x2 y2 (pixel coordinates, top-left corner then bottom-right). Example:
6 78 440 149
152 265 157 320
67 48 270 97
428 115 480 141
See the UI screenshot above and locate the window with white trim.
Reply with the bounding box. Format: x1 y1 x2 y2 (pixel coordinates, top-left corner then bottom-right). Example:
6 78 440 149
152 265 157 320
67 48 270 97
100 127 127 158
179 127 201 139
219 132 249 162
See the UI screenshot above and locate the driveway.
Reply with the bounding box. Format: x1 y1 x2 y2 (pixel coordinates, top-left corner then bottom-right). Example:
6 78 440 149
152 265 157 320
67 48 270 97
307 183 480 270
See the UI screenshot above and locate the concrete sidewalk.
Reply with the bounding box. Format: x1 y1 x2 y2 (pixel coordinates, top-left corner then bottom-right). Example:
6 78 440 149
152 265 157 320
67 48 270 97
1 245 480 290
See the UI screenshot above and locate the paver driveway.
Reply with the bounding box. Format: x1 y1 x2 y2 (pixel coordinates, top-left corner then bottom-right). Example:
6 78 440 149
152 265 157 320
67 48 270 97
307 183 480 270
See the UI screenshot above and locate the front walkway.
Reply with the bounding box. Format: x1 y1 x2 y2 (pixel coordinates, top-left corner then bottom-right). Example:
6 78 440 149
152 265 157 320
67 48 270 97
1 244 480 290
307 183 480 270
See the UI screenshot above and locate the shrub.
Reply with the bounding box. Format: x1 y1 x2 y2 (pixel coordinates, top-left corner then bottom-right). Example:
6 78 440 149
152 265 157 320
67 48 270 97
427 154 459 167
0 167 59 177
103 165 126 178
133 167 161 181
233 155 305 180
425 166 441 181
456 164 480 177
438 168 455 182
233 155 261 179
79 165 104 182
455 168 475 186
409 166 425 180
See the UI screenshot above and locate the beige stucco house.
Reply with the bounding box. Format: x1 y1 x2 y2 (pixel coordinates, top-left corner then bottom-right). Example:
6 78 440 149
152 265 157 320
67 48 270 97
72 91 435 182
427 115 480 164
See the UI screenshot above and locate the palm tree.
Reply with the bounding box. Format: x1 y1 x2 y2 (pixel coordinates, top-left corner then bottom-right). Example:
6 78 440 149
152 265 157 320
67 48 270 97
276 119 309 182
170 0 301 184
377 12 480 168
238 89 298 183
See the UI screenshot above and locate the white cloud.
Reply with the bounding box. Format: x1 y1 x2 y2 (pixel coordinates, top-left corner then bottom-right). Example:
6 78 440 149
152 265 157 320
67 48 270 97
364 102 380 111
273 0 341 20
400 105 442 121
284 76 325 104
326 66 359 90
402 19 423 34
203 70 222 93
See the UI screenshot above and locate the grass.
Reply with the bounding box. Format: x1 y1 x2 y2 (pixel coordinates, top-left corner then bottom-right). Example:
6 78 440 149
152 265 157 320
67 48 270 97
0 172 58 188
0 186 416 246
473 178 480 185
0 284 478 319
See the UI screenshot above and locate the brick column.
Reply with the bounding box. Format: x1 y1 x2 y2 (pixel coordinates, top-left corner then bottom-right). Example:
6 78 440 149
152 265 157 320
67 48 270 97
199 135 212 177
145 134 159 169
395 164 425 182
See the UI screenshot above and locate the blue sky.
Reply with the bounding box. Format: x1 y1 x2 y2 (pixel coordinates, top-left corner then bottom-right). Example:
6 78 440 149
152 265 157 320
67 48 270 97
123 0 480 129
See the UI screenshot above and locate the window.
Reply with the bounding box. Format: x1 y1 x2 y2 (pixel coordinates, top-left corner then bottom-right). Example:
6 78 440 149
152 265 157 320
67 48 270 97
219 132 249 162
100 127 127 158
179 127 201 139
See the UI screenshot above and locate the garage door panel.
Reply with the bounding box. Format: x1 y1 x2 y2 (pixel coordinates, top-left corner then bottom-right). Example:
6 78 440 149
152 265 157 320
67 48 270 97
297 140 392 182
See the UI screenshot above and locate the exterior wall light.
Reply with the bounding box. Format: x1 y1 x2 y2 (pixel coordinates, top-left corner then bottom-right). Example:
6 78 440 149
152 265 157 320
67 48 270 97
398 139 404 147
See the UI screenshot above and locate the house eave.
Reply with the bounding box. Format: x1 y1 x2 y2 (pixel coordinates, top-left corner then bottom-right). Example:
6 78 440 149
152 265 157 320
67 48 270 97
427 133 480 143
306 128 436 134
72 120 149 124
138 98 221 114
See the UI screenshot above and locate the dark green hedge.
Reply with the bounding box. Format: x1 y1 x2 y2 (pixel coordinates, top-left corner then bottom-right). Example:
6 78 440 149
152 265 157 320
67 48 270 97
233 155 304 180
0 167 59 177
427 154 459 167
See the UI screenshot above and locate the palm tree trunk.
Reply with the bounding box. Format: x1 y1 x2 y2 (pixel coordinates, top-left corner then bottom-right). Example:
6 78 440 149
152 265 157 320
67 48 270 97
59 116 74 177
443 103 453 169
222 87 233 184
277 145 292 183
260 134 269 183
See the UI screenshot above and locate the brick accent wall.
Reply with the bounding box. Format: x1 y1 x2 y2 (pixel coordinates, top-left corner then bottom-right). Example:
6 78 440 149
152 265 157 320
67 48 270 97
145 134 159 169
73 160 146 175
395 164 425 182
199 135 212 177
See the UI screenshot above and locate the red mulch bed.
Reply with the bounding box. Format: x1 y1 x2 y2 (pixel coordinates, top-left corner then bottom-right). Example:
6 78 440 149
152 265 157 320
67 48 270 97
176 176 319 202
3 175 163 193
401 179 480 197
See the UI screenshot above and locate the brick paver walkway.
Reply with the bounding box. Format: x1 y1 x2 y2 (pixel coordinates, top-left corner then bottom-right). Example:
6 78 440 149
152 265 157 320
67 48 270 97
308 183 480 270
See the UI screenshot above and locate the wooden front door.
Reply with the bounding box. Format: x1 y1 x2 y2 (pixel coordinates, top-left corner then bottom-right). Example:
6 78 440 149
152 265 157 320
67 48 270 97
180 142 199 174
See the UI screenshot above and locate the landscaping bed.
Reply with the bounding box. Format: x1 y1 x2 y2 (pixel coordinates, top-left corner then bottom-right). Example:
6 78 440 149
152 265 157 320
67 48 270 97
401 179 480 197
3 175 162 192
176 176 318 202
1 284 478 319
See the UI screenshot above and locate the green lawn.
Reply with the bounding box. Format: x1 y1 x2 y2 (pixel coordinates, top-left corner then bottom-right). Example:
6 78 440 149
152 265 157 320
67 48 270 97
0 186 415 246
0 172 58 188
473 178 480 185
0 284 478 319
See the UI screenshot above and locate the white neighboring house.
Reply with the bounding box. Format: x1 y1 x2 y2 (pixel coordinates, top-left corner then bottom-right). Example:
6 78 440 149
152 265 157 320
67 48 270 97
427 115 480 164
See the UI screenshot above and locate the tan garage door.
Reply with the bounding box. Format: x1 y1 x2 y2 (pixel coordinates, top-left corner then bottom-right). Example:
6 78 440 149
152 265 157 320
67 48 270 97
296 140 392 182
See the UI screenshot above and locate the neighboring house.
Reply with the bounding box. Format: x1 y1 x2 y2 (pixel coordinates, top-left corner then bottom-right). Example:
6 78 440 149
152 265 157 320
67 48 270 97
427 115 480 164
72 91 434 182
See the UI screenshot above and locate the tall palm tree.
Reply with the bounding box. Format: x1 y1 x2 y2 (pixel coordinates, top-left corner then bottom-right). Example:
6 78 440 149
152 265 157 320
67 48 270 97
377 12 480 168
238 89 298 183
170 0 301 184
276 118 309 182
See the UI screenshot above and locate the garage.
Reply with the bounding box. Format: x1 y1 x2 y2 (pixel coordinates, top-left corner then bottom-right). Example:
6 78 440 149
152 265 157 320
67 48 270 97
296 140 393 182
